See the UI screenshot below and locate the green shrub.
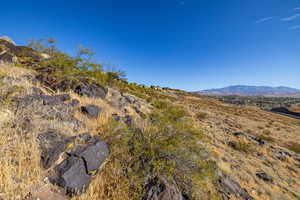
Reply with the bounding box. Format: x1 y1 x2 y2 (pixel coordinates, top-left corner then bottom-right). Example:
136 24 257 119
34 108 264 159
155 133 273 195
195 112 208 120
24 38 126 87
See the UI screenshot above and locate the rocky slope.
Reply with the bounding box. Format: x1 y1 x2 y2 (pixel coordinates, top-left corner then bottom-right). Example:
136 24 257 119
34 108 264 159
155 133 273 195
0 37 300 200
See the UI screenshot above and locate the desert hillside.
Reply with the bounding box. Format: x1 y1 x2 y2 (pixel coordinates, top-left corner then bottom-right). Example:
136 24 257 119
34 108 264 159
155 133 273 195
0 37 300 200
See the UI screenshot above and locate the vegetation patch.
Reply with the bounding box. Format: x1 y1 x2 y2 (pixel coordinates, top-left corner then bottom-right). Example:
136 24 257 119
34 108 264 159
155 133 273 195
228 141 252 153
195 111 208 120
287 142 300 154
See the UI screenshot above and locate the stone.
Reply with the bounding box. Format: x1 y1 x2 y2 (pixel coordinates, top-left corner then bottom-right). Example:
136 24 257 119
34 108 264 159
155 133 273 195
124 115 133 126
74 83 107 99
256 172 273 183
124 95 136 104
81 105 101 119
0 52 15 63
221 176 255 200
112 113 121 121
50 156 92 196
48 134 109 196
38 130 76 169
70 99 80 107
143 177 185 200
70 137 109 174
42 94 71 105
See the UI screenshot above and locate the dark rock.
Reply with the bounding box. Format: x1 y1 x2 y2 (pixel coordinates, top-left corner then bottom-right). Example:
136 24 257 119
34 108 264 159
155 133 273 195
256 172 273 183
81 105 101 119
0 52 15 63
42 94 71 105
112 113 121 121
143 177 185 200
41 141 68 169
279 151 291 157
124 95 136 104
38 130 76 169
50 156 92 196
70 99 80 107
124 115 133 126
70 137 109 174
74 83 107 99
48 134 109 196
221 176 255 200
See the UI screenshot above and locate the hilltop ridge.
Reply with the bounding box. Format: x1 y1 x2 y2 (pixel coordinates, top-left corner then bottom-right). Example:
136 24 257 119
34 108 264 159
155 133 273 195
198 85 300 97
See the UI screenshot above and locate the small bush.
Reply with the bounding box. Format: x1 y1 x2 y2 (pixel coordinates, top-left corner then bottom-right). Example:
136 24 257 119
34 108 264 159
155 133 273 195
258 135 274 142
195 112 208 120
287 142 300 154
263 130 271 135
229 141 252 153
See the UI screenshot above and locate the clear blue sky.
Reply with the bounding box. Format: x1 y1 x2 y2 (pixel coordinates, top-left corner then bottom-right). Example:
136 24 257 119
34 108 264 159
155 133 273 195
2 0 300 90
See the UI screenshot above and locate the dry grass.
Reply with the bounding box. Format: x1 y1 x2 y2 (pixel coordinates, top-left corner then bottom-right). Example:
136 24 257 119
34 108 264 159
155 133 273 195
0 110 44 200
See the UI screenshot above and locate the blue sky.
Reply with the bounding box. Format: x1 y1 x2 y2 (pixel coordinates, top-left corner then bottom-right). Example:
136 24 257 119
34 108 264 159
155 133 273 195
2 0 300 90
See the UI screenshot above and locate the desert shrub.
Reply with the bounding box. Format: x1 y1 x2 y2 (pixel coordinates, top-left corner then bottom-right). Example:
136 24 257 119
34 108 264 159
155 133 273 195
195 112 208 120
25 38 126 87
263 130 272 135
229 141 252 153
258 135 274 142
90 102 221 200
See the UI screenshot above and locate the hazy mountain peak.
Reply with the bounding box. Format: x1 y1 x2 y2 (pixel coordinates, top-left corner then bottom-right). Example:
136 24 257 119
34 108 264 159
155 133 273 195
198 85 300 97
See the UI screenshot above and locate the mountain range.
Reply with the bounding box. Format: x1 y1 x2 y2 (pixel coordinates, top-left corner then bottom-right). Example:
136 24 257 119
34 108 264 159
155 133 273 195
197 85 300 97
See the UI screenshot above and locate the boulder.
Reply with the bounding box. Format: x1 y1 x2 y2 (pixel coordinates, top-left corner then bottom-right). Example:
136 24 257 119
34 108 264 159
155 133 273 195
221 176 255 200
124 115 133 126
112 113 121 121
42 94 71 105
70 136 109 174
256 172 273 183
81 105 101 119
0 52 15 63
49 134 109 196
143 177 185 200
74 83 107 99
38 130 76 169
50 156 92 196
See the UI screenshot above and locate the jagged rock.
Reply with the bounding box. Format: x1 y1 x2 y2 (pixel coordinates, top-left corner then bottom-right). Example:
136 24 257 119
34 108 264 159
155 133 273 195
38 130 76 169
50 156 92 196
221 176 255 200
42 94 71 105
74 82 107 99
233 132 265 145
124 95 136 104
256 172 273 183
0 38 45 62
143 177 185 200
124 115 133 126
49 134 109 196
112 113 121 121
70 99 80 107
81 105 101 119
70 136 109 174
0 52 15 63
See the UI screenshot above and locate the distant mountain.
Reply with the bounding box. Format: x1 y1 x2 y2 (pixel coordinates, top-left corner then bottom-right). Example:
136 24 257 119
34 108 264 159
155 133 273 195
197 85 300 97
